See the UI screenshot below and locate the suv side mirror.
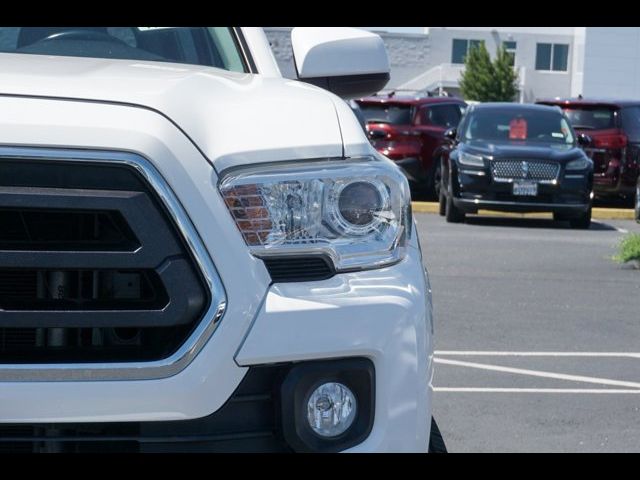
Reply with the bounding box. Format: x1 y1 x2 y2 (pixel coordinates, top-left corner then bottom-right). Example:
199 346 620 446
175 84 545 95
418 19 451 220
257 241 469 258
444 127 457 142
577 133 592 147
291 27 390 99
368 129 387 140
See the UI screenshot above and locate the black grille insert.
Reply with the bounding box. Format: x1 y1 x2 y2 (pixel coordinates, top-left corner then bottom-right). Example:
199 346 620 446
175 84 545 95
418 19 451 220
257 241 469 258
0 158 209 363
262 256 335 282
0 269 168 311
0 207 138 251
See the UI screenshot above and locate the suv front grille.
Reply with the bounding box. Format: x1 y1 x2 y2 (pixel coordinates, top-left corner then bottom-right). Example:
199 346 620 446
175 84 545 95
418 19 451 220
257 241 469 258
491 160 559 182
0 157 209 363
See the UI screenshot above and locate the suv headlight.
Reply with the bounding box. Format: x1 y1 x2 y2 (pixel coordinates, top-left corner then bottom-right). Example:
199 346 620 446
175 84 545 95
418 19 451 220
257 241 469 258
458 152 486 167
219 157 411 271
565 157 592 171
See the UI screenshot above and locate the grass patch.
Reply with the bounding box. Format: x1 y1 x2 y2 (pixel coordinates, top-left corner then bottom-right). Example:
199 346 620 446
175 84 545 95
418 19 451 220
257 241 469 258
613 233 640 265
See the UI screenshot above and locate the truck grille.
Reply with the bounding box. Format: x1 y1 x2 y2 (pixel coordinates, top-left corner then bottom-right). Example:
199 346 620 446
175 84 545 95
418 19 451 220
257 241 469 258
0 157 209 363
491 160 559 182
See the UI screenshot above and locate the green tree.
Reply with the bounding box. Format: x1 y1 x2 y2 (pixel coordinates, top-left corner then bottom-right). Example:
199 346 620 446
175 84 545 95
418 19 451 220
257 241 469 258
459 44 519 102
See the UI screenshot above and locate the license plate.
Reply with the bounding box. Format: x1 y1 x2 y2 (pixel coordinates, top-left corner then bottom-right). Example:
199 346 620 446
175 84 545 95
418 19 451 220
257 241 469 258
512 181 538 196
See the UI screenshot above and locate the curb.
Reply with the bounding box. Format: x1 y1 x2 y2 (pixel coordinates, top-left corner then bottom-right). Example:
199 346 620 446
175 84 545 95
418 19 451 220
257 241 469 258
411 201 636 220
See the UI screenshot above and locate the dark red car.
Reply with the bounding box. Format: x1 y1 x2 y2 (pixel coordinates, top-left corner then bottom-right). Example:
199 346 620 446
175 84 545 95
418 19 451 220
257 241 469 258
356 94 467 197
537 98 640 202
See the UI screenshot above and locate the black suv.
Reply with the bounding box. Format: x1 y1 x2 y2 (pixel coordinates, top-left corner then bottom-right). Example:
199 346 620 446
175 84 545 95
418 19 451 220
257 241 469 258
439 103 594 228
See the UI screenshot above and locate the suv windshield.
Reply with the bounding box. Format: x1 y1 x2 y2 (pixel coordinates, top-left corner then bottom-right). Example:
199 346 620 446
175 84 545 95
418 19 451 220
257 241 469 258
562 106 616 130
359 104 413 125
0 27 247 72
462 108 575 145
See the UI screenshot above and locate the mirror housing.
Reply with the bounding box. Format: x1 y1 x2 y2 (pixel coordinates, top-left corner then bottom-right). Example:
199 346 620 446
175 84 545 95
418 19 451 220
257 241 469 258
291 27 390 99
368 129 387 140
444 127 457 142
577 133 592 147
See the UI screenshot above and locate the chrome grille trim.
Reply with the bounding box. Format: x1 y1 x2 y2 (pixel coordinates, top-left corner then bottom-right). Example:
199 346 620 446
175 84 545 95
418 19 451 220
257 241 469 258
491 160 560 184
0 147 227 382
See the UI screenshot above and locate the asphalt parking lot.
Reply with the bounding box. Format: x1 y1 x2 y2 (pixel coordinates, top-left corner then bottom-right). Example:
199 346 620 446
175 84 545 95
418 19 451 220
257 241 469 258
416 212 640 452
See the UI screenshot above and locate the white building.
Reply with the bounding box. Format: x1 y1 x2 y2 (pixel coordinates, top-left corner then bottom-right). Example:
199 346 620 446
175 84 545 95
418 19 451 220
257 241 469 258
264 27 640 103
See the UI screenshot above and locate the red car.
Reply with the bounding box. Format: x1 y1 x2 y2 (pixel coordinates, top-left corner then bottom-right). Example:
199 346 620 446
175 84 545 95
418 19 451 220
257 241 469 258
356 94 467 197
537 98 640 202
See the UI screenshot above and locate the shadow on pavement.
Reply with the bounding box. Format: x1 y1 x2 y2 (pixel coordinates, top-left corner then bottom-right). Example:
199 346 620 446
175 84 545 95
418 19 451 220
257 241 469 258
464 216 618 231
594 197 635 209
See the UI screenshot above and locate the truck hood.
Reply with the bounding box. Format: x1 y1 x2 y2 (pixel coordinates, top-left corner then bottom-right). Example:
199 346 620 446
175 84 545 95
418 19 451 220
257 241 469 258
0 53 345 171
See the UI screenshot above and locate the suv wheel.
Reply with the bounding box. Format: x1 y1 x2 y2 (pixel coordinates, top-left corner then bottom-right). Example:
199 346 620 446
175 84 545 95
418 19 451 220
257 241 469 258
431 159 442 201
569 206 592 229
445 171 465 223
428 417 448 453
438 161 446 216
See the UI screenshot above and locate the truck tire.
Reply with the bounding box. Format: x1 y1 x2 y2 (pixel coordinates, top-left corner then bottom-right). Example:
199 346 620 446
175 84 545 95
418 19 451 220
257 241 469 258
428 417 447 453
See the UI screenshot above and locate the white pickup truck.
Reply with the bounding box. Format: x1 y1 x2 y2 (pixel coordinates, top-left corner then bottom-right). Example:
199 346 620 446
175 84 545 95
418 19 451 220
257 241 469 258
0 27 435 453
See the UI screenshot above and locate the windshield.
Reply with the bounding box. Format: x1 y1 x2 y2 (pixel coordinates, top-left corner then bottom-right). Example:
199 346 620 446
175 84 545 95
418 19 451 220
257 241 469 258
462 108 575 145
0 27 247 72
359 104 413 125
562 106 617 130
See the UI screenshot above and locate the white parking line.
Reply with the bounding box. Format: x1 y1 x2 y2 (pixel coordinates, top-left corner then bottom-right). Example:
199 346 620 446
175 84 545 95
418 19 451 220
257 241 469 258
435 351 640 358
434 388 640 394
434 358 640 389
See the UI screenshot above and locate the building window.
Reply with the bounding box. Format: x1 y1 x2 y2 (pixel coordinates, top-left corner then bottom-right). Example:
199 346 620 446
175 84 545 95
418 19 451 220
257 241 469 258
502 41 516 66
451 39 484 64
536 43 569 71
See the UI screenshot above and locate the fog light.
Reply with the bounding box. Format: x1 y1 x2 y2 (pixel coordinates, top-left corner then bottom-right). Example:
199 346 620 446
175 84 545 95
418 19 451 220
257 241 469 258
306 382 357 437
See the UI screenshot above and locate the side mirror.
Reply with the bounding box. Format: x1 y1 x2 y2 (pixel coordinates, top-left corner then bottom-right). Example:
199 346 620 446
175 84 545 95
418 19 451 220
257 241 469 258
291 27 390 99
444 127 457 142
368 129 387 140
577 133 592 147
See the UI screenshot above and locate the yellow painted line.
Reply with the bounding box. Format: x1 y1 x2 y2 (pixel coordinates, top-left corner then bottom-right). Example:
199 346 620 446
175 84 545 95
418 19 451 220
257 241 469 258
411 201 635 220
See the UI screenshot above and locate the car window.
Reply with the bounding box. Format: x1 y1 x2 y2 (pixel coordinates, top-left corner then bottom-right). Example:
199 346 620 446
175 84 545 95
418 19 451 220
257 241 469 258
422 104 464 128
0 27 247 73
562 107 617 130
463 109 575 144
358 104 413 125
620 106 640 142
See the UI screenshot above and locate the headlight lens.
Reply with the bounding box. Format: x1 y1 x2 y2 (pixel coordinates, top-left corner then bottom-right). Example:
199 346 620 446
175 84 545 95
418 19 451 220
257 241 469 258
458 151 486 167
219 157 411 271
566 157 592 170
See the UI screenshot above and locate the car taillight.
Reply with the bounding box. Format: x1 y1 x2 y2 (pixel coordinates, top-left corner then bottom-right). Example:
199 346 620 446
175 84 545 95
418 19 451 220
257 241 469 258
593 133 628 149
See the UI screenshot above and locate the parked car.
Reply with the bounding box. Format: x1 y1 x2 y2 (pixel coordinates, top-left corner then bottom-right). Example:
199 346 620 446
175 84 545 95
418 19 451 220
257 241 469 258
439 103 594 228
0 27 435 453
356 94 467 197
537 98 640 203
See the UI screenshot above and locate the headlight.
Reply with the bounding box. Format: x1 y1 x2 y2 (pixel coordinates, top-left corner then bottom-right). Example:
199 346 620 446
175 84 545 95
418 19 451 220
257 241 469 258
458 151 486 167
219 157 411 271
565 157 592 171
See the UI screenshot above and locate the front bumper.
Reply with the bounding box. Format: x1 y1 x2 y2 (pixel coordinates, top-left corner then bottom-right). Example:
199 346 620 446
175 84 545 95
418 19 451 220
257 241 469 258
453 165 592 215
